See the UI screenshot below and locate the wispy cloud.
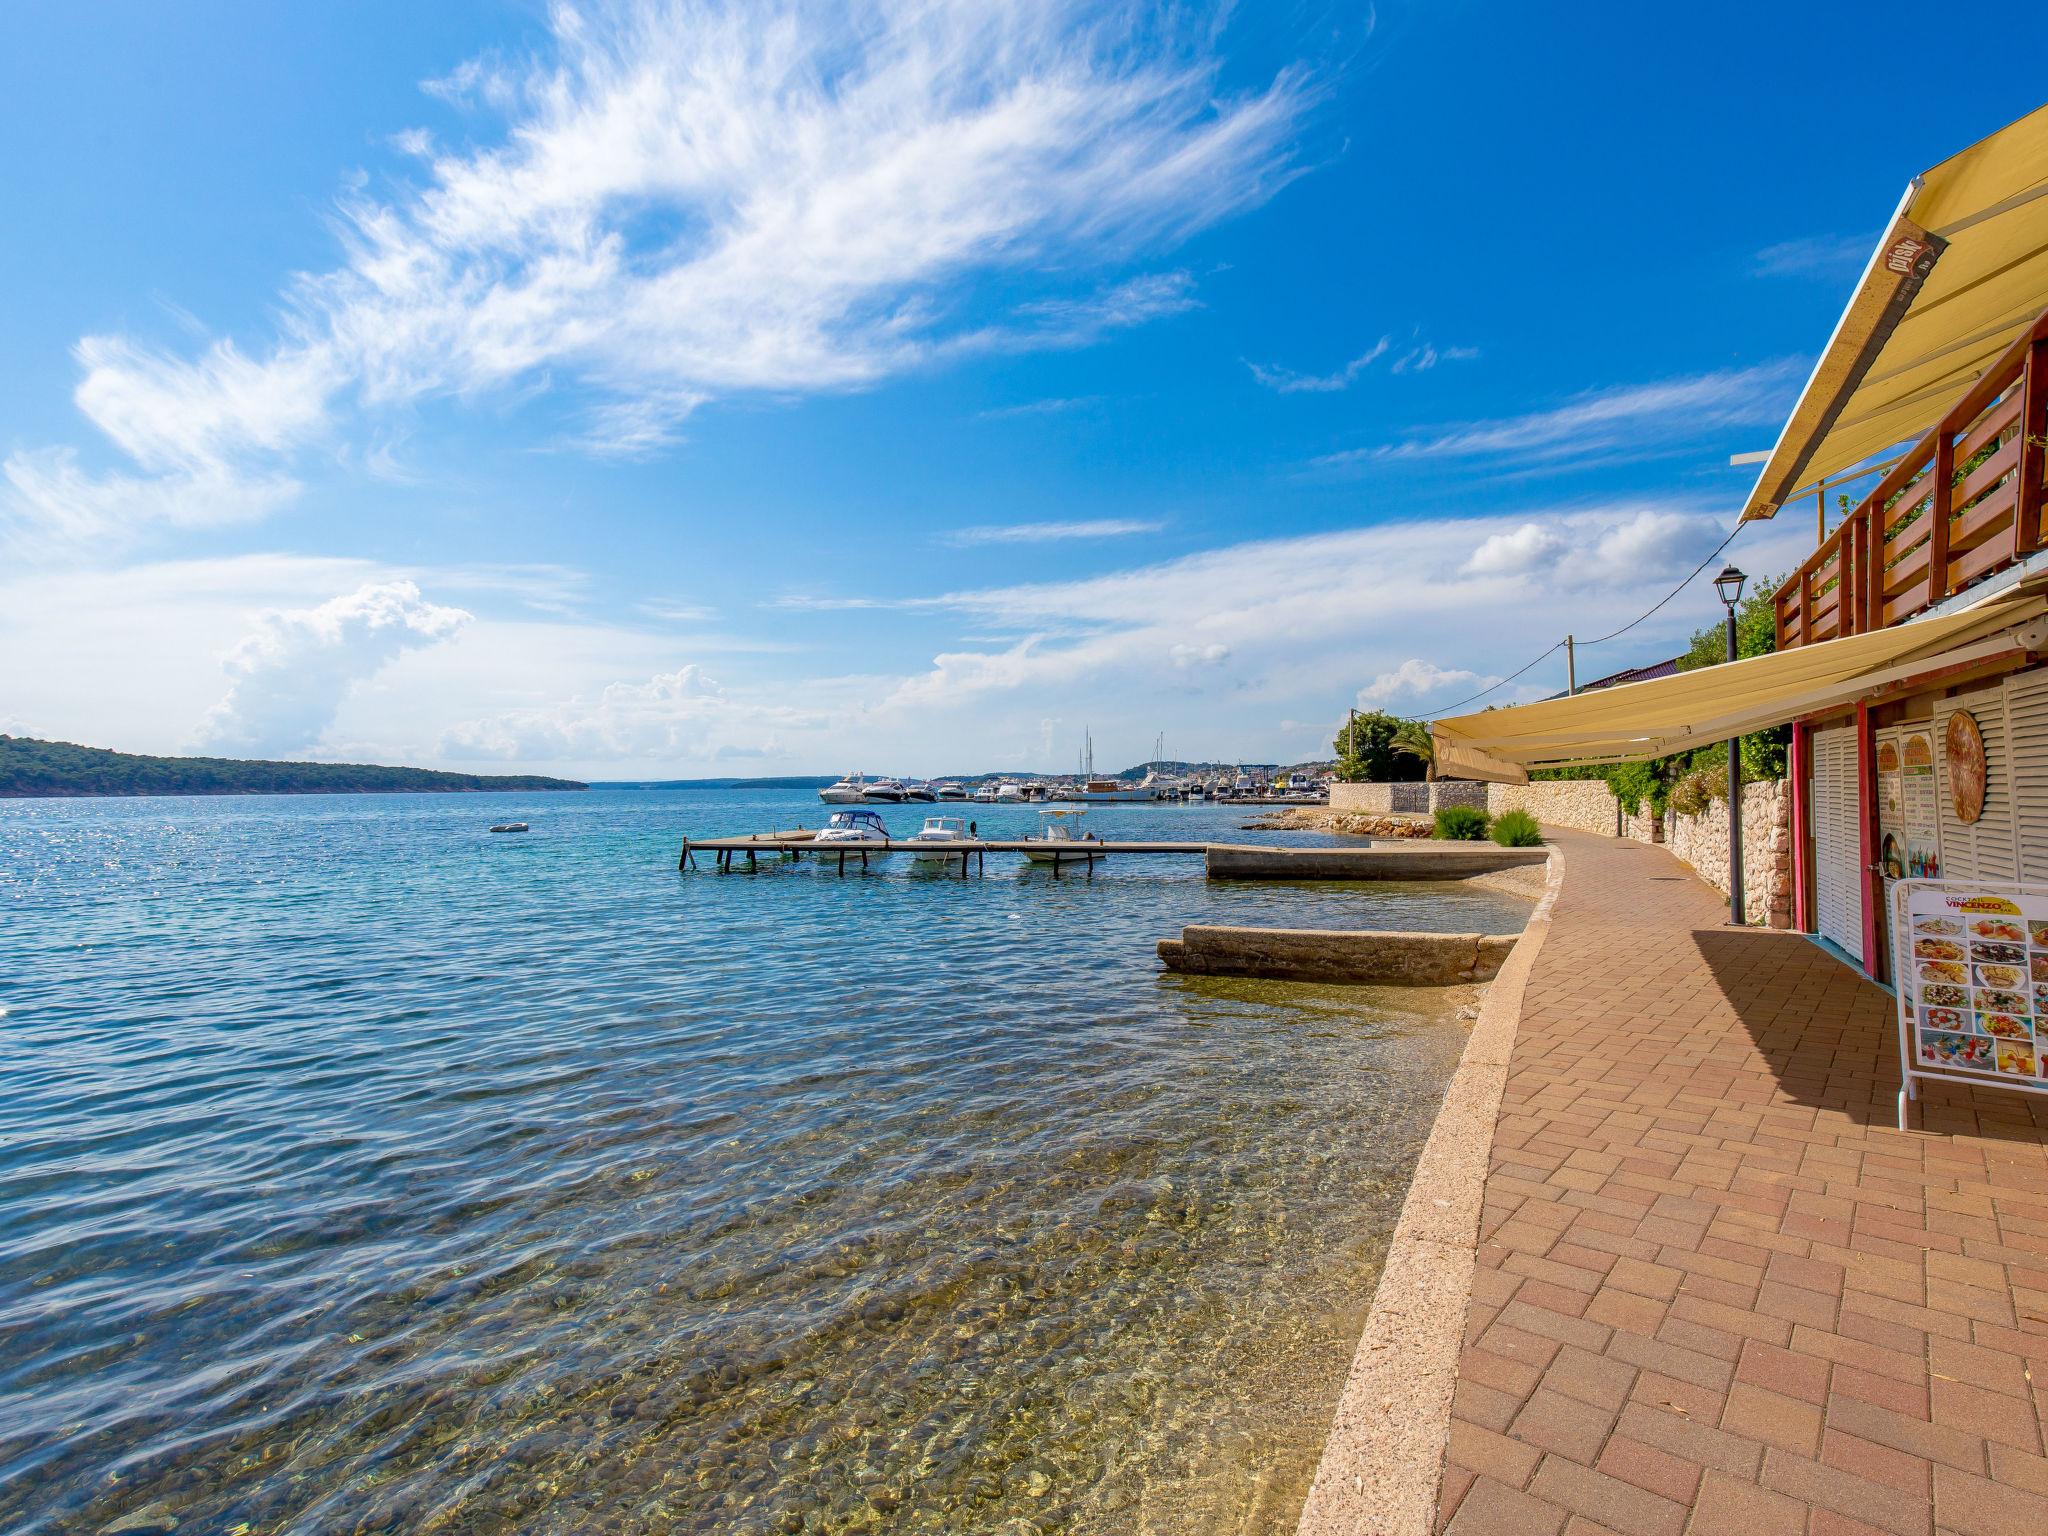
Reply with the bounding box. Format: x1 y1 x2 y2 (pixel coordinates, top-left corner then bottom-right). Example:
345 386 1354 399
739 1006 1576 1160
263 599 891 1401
943 518 1165 546
6 0 1316 554
1249 337 1389 393
1753 232 1873 279
1314 360 1802 471
976 395 1103 420
1248 334 1476 393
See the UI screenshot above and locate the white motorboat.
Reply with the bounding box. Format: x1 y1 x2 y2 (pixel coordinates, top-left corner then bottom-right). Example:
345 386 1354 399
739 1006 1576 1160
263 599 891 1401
862 777 908 802
970 784 999 803
1021 807 1104 864
932 781 968 801
819 774 869 804
902 781 937 802
810 809 892 849
906 815 970 860
994 781 1026 803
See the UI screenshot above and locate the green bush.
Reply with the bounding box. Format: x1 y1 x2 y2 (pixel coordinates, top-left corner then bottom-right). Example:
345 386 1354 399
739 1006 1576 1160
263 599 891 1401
1667 763 1728 819
1433 805 1490 841
1489 809 1542 847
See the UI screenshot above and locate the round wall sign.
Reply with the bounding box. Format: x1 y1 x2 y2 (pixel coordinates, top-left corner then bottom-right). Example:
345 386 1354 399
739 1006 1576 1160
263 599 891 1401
1944 709 1986 824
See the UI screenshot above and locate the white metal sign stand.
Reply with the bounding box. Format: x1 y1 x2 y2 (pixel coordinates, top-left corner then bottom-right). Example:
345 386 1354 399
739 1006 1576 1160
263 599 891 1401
1891 877 2048 1128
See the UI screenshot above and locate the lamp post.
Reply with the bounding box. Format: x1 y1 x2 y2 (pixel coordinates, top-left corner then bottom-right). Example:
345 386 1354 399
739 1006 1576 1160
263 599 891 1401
1714 564 1748 925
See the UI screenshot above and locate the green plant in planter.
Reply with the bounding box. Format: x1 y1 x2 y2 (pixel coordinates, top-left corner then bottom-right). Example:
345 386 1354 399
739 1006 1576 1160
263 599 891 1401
1433 805 1490 841
1489 808 1542 847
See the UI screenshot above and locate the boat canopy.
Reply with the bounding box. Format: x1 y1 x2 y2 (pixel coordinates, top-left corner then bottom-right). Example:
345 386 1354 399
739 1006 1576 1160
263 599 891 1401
1431 585 2045 778
1741 103 2048 522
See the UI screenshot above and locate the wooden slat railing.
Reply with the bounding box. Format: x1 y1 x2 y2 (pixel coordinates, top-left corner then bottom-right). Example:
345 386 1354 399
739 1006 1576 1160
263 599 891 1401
1776 308 2048 649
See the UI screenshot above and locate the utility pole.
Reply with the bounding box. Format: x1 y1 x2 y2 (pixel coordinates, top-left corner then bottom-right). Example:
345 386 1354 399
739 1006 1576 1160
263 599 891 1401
1565 635 1577 695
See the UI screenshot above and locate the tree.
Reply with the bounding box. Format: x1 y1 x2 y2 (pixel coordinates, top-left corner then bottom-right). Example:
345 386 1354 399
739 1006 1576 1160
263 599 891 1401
1332 711 1401 781
1392 718 1437 781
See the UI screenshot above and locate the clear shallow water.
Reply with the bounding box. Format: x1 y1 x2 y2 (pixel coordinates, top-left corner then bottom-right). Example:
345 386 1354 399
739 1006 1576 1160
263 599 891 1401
0 789 1528 1535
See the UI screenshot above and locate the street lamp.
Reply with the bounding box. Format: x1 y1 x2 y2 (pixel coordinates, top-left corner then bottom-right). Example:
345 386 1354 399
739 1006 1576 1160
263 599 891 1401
1716 565 1747 925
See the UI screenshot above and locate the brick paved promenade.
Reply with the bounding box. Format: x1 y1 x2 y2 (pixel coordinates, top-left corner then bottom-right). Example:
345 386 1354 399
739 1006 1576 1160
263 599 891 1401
1437 832 2048 1536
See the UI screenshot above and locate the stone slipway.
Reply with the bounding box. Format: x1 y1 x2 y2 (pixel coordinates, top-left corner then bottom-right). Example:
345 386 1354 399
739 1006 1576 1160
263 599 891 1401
1159 925 1522 985
1293 845 1562 1536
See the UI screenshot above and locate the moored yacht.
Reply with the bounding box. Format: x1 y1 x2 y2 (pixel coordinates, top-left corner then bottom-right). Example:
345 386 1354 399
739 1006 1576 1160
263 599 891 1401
971 783 999 803
1079 778 1149 803
862 777 908 802
819 773 868 804
810 809 892 848
994 781 1026 803
906 815 970 860
902 781 937 802
1021 807 1103 864
932 781 968 801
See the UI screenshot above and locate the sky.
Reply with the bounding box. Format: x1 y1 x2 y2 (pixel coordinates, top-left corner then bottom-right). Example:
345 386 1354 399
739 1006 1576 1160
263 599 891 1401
5 1 2046 780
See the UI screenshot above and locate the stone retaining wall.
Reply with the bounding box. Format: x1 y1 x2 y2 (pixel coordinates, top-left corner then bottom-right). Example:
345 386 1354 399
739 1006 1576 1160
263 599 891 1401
1483 779 1619 837
1656 777 1792 928
1329 781 1485 814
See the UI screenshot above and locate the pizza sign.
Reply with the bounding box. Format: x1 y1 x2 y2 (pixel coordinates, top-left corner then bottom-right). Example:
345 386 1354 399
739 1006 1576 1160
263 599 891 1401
1945 710 1986 824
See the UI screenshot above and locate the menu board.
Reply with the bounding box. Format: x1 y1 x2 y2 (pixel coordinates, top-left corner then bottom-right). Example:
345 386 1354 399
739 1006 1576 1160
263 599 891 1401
1896 882 2048 1088
1877 728 1941 880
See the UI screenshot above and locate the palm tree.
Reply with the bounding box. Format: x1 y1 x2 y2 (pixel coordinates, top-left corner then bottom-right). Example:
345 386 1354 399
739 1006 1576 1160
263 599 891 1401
1392 719 1436 782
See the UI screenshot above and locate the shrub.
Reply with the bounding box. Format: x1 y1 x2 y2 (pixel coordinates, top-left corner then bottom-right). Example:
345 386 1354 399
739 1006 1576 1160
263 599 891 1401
1667 763 1728 819
1489 808 1542 847
1433 805 1490 840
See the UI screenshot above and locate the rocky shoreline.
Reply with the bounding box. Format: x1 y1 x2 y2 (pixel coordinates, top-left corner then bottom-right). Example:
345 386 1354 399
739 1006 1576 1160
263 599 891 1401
1237 807 1433 838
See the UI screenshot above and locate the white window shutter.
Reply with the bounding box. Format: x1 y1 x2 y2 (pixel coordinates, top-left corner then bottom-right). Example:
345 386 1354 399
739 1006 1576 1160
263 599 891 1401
1936 683 2019 881
2004 668 2048 883
1812 725 1862 961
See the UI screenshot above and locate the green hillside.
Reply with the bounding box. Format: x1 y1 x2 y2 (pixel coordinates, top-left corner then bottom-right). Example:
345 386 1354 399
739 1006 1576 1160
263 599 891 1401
0 736 587 798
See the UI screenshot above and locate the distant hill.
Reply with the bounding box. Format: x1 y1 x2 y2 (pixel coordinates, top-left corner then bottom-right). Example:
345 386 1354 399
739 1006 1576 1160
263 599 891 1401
591 776 835 790
0 736 587 798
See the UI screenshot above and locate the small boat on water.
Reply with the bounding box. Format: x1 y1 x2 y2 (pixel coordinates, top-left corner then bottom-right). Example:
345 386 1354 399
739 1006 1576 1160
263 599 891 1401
489 822 529 833
906 814 970 860
1079 778 1149 803
810 809 891 849
932 781 969 801
862 777 909 803
994 781 1026 803
819 774 869 804
902 781 937 802
1021 807 1103 864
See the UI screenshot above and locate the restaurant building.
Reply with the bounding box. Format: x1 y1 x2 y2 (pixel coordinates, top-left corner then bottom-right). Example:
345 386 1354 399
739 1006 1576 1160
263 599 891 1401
1432 104 2048 992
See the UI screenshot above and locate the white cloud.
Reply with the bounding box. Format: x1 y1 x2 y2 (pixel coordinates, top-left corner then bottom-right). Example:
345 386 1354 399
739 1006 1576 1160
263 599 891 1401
197 580 472 754
9 1 1313 552
976 395 1101 419
1170 641 1230 668
1248 334 1477 393
1463 521 1568 577
944 517 1164 546
1248 337 1388 393
1753 233 1872 279
440 663 818 761
1314 360 1802 470
1355 658 1482 707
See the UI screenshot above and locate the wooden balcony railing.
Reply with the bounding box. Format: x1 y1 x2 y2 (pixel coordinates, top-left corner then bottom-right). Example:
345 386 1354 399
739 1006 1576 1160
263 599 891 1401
1776 308 2048 649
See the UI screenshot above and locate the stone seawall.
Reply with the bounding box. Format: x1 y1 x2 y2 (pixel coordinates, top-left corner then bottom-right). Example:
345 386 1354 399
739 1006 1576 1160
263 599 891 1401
1483 779 1619 837
1158 925 1520 984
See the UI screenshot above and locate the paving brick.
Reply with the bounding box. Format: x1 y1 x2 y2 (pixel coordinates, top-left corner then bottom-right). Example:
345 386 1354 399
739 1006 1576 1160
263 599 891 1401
1543 1344 1638 1412
1594 1433 1700 1505
1759 1450 1932 1536
1735 1339 1831 1405
1687 1468 1807 1536
1448 1417 1542 1489
1443 1473 1567 1536
1932 1461 2048 1535
1528 1455 1687 1536
1510 1387 1620 1464
1821 1427 1932 1497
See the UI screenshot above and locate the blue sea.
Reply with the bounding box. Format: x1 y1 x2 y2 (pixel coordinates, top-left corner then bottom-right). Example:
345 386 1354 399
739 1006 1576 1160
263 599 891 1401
0 788 1527 1535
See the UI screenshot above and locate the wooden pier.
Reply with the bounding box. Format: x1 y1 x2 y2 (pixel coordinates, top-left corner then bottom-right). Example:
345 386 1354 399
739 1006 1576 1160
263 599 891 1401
676 833 1547 881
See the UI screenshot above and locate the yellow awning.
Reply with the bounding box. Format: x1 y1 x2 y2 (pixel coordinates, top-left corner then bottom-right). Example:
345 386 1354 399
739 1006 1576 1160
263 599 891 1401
1740 103 2048 522
1432 588 2044 771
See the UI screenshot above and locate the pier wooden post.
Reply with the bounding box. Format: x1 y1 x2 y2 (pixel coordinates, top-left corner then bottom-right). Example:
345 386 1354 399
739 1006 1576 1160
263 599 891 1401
837 851 846 876
747 849 756 871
